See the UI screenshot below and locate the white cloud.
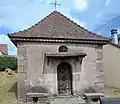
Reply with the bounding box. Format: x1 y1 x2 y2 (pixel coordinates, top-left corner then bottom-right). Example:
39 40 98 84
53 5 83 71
60 11 86 28
0 0 87 55
70 17 86 27
0 35 17 55
118 29 120 34
0 0 86 31
105 0 113 6
0 0 54 31
96 13 102 18
0 35 10 45
74 0 88 12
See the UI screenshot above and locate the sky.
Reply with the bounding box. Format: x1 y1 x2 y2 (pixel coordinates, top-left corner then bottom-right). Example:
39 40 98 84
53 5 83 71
0 0 120 55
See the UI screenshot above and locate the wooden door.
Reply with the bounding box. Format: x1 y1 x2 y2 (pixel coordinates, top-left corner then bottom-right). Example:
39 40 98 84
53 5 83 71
57 62 72 96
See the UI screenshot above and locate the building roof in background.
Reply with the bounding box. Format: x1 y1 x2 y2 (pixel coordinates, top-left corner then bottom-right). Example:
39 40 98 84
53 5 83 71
0 44 8 55
8 11 109 44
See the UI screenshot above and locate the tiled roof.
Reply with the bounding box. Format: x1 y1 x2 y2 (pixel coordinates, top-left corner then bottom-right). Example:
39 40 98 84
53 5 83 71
100 97 120 104
0 44 8 55
45 52 87 57
9 11 108 42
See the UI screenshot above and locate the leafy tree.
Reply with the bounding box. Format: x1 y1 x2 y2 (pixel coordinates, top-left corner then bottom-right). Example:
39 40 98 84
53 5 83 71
0 55 17 71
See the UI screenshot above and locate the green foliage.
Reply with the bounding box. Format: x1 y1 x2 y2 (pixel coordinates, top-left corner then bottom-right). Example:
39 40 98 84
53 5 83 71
0 56 17 71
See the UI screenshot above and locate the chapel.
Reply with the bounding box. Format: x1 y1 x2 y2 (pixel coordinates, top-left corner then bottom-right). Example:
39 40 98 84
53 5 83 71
8 11 109 101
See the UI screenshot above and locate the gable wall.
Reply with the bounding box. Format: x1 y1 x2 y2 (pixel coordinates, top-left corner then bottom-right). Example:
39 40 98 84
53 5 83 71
17 42 104 100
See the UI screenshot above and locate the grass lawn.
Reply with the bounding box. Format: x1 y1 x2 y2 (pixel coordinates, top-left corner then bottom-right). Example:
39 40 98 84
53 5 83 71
0 72 24 104
0 71 120 104
104 85 120 97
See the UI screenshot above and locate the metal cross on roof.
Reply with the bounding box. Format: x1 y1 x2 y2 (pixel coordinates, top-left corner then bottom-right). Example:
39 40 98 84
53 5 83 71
50 0 61 11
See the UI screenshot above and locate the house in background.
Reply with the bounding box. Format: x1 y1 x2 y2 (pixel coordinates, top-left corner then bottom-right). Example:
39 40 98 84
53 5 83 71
103 29 120 88
0 44 8 55
109 29 120 44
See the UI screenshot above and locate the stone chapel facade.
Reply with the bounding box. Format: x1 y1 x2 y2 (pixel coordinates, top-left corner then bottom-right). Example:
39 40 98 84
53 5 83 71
8 11 109 100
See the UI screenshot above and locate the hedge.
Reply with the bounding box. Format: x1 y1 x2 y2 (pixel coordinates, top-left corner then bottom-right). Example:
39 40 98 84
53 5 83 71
0 55 17 71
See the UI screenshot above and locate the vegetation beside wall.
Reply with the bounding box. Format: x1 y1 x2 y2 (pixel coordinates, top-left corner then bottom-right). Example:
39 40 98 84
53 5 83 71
0 56 17 71
0 72 25 104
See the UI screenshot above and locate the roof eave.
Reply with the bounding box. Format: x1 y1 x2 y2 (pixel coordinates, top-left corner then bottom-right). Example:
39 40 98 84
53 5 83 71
9 36 109 46
8 34 17 47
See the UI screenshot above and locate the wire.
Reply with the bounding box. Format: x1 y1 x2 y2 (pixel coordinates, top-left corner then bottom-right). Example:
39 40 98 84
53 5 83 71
92 15 120 32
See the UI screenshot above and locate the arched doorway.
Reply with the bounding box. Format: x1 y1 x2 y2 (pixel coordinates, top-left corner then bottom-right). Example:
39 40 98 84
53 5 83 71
57 62 72 96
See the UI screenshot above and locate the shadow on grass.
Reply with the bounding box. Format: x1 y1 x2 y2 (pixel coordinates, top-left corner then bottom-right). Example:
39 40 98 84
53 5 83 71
8 81 18 99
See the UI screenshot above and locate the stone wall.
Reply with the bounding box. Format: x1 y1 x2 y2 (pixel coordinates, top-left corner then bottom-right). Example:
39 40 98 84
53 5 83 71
17 43 28 100
17 42 104 100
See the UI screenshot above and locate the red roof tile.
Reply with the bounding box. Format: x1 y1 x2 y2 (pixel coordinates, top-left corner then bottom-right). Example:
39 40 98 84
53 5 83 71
9 11 108 41
0 44 8 55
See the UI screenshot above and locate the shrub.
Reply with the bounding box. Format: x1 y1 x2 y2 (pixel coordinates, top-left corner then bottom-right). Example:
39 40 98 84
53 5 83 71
83 86 97 93
26 86 48 93
0 55 17 71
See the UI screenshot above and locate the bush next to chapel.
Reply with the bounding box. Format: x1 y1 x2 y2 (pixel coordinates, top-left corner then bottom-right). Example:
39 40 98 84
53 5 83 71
0 55 17 71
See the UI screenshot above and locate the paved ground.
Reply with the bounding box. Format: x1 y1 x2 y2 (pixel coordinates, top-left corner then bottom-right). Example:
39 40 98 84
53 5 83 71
27 96 86 104
51 97 86 104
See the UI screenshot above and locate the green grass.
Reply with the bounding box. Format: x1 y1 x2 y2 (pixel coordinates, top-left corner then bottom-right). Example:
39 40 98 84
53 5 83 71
0 72 24 104
0 71 120 104
104 85 120 97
